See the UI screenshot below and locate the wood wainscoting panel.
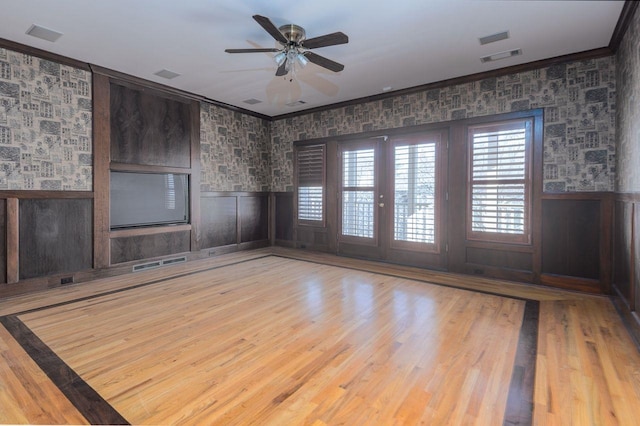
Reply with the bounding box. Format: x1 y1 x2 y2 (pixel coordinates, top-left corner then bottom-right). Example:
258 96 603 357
542 199 600 280
200 195 237 249
611 194 640 346
635 201 640 312
0 199 6 283
19 199 92 280
466 246 533 271
240 194 268 243
613 199 633 303
274 192 294 242
110 230 190 264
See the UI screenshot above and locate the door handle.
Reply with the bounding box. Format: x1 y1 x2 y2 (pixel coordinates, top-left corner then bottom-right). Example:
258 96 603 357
378 203 385 207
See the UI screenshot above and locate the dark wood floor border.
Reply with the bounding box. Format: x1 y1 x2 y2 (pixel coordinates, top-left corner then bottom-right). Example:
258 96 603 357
503 300 539 426
0 315 129 425
2 254 538 424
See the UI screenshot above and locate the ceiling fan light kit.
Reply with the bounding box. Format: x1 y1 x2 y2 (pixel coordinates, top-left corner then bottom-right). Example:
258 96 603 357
225 15 348 78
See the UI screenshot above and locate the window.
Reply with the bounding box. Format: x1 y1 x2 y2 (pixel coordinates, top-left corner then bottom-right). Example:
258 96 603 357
296 144 325 224
467 119 532 244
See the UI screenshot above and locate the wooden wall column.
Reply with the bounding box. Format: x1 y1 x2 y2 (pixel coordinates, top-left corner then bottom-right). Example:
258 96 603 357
6 198 18 284
92 72 111 269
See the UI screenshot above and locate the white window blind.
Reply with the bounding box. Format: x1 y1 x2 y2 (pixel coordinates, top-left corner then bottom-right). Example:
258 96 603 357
296 145 325 223
469 122 530 240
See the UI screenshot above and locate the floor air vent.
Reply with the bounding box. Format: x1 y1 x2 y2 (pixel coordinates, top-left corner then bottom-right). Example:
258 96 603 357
162 256 187 266
132 260 162 272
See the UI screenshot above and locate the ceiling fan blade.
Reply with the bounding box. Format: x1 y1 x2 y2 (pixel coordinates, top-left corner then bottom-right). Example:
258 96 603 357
253 15 288 44
225 48 280 53
275 59 288 76
303 32 349 49
304 52 344 72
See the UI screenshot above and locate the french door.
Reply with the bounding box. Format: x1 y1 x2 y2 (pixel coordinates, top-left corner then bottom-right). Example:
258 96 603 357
337 130 448 269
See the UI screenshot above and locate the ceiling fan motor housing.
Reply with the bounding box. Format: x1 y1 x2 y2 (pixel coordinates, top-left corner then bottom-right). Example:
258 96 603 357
279 24 306 45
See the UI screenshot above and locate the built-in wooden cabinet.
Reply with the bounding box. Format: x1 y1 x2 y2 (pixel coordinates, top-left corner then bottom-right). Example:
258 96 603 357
93 72 201 267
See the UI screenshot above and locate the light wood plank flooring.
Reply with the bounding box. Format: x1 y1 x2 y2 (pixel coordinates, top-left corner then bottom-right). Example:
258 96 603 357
0 248 639 425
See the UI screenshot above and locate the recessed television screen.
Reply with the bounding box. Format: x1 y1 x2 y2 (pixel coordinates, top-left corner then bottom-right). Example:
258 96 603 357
110 171 189 229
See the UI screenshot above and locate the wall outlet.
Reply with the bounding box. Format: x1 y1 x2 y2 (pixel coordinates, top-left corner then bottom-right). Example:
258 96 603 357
60 276 74 285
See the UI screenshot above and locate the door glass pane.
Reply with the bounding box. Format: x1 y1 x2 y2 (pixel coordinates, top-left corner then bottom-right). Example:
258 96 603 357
342 147 375 239
342 190 374 238
343 149 374 187
393 143 436 243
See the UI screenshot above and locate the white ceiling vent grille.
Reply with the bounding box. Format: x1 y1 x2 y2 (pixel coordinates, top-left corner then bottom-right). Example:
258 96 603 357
26 24 63 42
480 49 522 63
479 31 510 45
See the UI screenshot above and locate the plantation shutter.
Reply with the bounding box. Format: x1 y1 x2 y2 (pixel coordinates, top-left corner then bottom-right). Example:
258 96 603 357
468 120 531 243
296 144 325 223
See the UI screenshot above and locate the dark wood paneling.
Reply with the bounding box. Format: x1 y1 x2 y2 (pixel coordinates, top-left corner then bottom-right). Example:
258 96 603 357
611 193 640 346
19 199 93 280
110 83 191 168
466 247 532 271
274 192 294 241
240 196 269 243
296 227 330 250
110 231 190 264
0 199 5 283
542 199 600 280
634 203 640 311
200 196 237 249
613 200 632 302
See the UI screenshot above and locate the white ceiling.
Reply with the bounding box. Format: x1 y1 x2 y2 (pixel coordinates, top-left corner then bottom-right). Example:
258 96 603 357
0 0 625 118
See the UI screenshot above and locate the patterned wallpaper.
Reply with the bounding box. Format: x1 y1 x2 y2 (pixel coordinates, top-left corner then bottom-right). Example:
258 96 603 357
0 45 620 195
0 48 92 190
615 7 640 193
271 57 616 193
200 102 271 192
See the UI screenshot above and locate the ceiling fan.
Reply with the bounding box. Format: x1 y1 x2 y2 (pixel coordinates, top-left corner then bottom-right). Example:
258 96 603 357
225 15 348 77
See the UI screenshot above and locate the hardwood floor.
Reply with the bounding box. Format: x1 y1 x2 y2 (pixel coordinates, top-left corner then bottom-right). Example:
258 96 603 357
0 248 639 425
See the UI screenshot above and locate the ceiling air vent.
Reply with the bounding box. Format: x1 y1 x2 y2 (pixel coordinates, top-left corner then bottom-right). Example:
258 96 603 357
154 69 181 79
243 98 262 105
479 31 509 45
26 24 63 42
286 100 306 107
480 49 522 63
